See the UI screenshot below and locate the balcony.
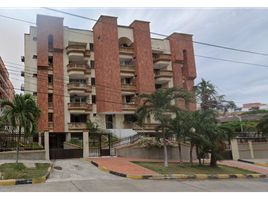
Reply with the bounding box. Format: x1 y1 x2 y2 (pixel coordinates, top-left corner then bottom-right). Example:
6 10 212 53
153 54 171 69
142 123 160 130
119 47 134 61
122 103 138 111
67 82 91 94
48 102 53 108
48 122 54 130
154 70 173 84
48 64 53 71
67 63 89 76
66 45 86 60
121 84 136 95
68 122 88 130
120 65 135 78
68 102 93 112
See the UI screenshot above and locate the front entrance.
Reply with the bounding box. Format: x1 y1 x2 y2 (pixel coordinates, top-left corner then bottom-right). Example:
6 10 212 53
89 132 111 157
105 115 113 129
49 132 83 160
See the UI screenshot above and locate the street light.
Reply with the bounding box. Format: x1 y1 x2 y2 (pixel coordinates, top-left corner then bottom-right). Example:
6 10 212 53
234 115 243 134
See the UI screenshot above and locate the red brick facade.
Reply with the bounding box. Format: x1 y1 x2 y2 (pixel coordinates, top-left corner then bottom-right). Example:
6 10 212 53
36 15 64 131
93 16 122 113
168 33 197 111
130 21 155 95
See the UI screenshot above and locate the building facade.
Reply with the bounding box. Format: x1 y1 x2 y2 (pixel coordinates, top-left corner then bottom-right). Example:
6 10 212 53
22 14 197 132
0 56 15 102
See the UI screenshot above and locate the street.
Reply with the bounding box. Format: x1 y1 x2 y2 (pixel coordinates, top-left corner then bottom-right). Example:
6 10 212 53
0 159 268 192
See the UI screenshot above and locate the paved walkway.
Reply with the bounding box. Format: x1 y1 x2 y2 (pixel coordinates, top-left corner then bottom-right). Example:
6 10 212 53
89 157 268 175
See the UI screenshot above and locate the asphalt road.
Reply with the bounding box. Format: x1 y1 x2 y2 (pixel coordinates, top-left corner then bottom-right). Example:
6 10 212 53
0 159 268 192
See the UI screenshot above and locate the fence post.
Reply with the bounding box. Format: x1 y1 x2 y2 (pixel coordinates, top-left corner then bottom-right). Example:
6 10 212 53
248 141 254 159
230 138 239 160
83 130 89 158
66 132 71 142
38 132 42 146
44 130 50 160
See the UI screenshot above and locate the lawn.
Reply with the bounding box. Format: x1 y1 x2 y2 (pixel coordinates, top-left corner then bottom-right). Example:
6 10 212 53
0 163 50 180
130 162 258 175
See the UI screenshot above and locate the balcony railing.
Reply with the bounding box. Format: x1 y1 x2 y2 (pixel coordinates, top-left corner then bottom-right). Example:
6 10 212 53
122 103 138 110
48 83 53 90
68 102 93 111
121 84 136 91
120 65 135 72
119 47 134 54
153 54 171 63
68 122 88 130
66 45 86 55
48 64 53 70
48 122 54 129
142 123 160 130
67 83 92 93
48 102 53 108
154 70 173 78
67 63 88 71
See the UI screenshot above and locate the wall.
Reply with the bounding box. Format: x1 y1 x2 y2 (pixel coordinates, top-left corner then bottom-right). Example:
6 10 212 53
115 141 197 160
0 150 45 160
93 16 122 113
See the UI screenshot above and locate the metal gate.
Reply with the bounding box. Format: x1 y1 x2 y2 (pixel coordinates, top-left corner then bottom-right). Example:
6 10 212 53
49 132 83 160
89 132 111 157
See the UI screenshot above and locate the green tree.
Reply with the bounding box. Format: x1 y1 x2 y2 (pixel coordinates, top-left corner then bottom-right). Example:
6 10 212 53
256 114 268 136
135 87 194 167
0 94 41 166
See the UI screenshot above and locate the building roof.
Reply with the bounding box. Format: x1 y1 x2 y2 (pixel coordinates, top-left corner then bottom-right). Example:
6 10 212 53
218 113 267 123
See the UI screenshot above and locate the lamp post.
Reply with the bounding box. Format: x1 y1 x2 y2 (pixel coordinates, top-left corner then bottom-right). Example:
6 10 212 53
234 115 243 134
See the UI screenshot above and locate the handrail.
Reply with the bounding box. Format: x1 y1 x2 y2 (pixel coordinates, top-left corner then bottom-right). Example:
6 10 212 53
107 121 121 139
130 122 146 133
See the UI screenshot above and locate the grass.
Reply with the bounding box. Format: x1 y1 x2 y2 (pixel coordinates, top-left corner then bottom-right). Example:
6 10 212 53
130 162 259 175
0 163 50 180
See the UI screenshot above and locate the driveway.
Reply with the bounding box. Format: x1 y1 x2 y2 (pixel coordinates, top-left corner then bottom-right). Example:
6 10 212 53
47 158 123 182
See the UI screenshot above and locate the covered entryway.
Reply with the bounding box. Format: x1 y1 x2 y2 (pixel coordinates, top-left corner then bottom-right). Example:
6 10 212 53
105 115 113 129
49 132 83 160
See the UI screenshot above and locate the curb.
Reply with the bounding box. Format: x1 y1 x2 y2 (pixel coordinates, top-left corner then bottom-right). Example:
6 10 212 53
0 165 52 186
238 159 268 168
85 158 268 180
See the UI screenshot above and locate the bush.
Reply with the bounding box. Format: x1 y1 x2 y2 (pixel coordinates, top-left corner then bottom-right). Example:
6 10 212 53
138 137 173 148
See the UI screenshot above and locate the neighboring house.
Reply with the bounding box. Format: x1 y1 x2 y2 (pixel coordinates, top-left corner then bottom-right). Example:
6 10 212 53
22 14 197 133
218 113 267 124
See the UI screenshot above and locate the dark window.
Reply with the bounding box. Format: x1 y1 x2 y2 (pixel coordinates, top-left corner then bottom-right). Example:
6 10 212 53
92 95 96 104
90 60 95 69
48 94 53 102
48 35 53 51
33 55 37 59
90 43 94 51
155 84 161 89
126 96 131 103
33 73 37 77
48 56 53 64
33 92 37 96
125 78 131 84
124 114 137 122
48 113 53 122
93 113 97 117
91 78 95 86
71 114 87 122
48 75 53 83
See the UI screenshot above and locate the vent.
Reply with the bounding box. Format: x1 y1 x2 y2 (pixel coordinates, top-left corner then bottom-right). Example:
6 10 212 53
21 56 25 62
33 92 37 96
93 113 98 117
33 37 37 41
33 73 37 77
33 55 37 59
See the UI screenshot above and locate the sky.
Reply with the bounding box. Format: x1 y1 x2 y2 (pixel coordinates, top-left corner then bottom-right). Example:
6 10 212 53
0 2 268 108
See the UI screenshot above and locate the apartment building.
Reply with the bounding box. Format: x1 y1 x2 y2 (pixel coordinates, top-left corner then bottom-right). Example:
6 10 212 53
0 57 15 102
22 14 197 132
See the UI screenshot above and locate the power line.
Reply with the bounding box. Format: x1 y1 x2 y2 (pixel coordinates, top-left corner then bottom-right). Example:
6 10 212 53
42 7 268 57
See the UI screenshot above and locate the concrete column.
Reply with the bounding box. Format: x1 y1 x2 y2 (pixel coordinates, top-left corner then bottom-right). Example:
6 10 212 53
248 141 254 159
231 139 240 160
44 130 50 160
38 133 42 146
83 130 89 158
66 132 71 142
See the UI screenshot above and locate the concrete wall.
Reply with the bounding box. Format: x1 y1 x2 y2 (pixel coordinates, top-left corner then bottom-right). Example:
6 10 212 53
0 150 45 160
115 141 197 160
231 139 268 160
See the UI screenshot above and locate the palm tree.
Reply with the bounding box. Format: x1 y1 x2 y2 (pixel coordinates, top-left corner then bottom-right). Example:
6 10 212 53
135 87 194 167
0 94 41 166
192 78 217 110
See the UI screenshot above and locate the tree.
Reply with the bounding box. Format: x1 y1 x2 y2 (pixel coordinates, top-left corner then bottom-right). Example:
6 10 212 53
192 78 217 110
215 95 236 115
256 114 268 136
0 94 41 166
135 87 194 167
163 111 191 167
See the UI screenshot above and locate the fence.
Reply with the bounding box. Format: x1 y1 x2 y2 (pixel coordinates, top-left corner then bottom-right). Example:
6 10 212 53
0 131 44 152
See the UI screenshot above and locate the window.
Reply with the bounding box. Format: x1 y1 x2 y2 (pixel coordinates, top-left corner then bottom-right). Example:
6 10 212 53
90 60 95 69
48 94 53 102
70 96 87 102
90 43 94 51
48 113 53 122
33 92 37 96
125 78 131 84
33 73 37 77
155 84 161 90
92 95 96 104
126 96 131 103
33 55 37 59
69 79 86 83
91 78 95 86
124 114 137 122
48 75 53 83
71 114 87 122
48 56 53 64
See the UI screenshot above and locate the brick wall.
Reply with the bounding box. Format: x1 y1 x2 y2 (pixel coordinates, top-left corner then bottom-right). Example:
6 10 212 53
36 15 64 131
93 16 122 113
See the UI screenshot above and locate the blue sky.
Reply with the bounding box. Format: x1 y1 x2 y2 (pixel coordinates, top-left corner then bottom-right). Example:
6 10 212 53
0 2 268 107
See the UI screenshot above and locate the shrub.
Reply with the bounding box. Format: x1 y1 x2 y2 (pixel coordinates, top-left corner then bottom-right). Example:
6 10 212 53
138 137 173 148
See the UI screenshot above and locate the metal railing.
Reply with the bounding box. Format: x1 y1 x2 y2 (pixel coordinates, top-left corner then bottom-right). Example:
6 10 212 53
0 131 44 152
68 102 93 111
237 137 268 143
66 45 86 51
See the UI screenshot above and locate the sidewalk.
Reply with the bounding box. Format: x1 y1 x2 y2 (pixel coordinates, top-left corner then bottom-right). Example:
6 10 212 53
88 157 268 176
